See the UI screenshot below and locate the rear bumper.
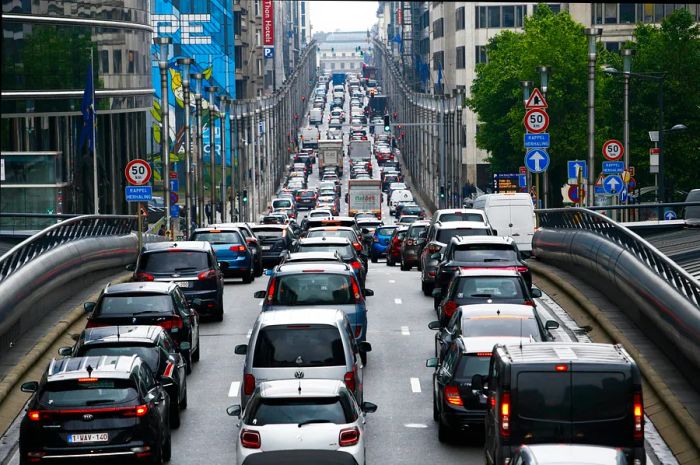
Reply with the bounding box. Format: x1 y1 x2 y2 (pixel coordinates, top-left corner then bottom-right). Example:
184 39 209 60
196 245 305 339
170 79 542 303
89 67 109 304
21 439 157 463
401 248 419 263
441 407 486 429
183 289 220 313
370 243 389 256
261 252 286 268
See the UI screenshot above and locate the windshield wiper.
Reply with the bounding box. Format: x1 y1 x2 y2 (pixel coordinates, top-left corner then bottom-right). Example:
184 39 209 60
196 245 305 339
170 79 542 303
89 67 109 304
470 293 493 298
174 267 197 271
298 419 332 427
85 399 116 405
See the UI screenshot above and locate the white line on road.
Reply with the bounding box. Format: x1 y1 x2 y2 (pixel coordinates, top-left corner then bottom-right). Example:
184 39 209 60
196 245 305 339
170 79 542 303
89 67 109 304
401 326 410 335
388 279 396 283
246 329 252 339
404 423 428 428
228 381 240 397
410 377 421 393
394 298 402 304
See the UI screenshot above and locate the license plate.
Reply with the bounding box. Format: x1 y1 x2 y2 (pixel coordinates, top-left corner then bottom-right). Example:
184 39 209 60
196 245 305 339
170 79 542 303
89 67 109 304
262 245 271 250
69 433 109 443
176 281 191 288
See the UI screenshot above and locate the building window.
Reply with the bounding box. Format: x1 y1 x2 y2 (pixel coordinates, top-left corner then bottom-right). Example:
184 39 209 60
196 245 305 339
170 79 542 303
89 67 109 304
456 46 465 69
257 58 263 76
477 5 525 28
350 62 355 69
254 0 260 16
128 50 136 73
99 50 109 74
604 41 621 51
432 51 444 71
456 7 465 30
475 45 488 64
433 18 444 38
256 30 261 46
331 62 336 70
340 62 345 69
502 5 515 27
113 49 122 73
488 6 500 27
341 52 345 57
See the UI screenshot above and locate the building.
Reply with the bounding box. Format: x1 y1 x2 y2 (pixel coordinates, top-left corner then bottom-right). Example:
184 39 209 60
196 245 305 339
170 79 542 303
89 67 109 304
282 0 310 76
319 31 369 74
1 0 152 217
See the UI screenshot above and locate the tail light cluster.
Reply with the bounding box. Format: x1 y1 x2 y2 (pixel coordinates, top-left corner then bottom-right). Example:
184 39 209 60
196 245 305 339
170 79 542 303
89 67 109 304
266 277 277 303
229 245 246 252
135 272 154 282
351 278 362 302
240 429 261 449
352 242 363 252
499 391 511 437
443 300 458 318
427 244 441 254
28 405 149 421
339 427 360 447
444 385 463 406
198 270 217 280
158 315 183 331
344 367 357 392
243 374 255 396
633 391 644 440
351 260 362 271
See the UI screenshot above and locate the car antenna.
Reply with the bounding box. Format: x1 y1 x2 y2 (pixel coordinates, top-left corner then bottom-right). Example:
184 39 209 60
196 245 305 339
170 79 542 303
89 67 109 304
298 381 302 396
86 365 93 377
519 317 523 351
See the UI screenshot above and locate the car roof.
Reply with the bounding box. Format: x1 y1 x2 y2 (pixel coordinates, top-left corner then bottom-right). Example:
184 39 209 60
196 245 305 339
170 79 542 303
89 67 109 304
258 379 346 399
81 325 163 346
143 241 210 252
103 281 174 295
497 342 631 364
251 224 287 230
409 220 431 227
459 304 537 318
284 252 340 262
276 262 351 274
452 236 514 246
457 268 521 278
307 226 356 233
436 221 491 230
257 308 346 327
520 444 627 464
437 208 486 216
192 226 242 234
457 336 531 354
47 355 139 382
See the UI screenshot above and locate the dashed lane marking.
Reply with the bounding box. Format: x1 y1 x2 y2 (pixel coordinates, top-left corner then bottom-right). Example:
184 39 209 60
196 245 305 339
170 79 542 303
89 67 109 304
228 381 240 397
394 298 402 304
401 326 410 335
410 377 421 393
404 423 428 428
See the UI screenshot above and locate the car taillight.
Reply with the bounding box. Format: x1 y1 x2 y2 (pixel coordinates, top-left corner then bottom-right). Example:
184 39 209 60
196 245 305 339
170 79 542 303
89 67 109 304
444 385 463 406
339 427 360 447
516 266 528 273
240 429 261 449
352 242 362 251
354 325 362 338
296 196 302 201
428 244 441 253
351 260 362 271
158 315 183 331
85 320 107 329
344 370 356 392
198 270 217 280
28 410 41 421
229 245 246 252
134 405 149 417
443 300 458 318
500 391 511 437
135 272 154 282
266 277 277 302
633 391 644 440
243 374 255 395
351 277 362 302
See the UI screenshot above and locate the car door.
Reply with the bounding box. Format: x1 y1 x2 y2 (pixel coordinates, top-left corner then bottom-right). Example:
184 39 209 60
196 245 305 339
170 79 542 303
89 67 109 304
160 333 186 398
173 289 198 352
139 364 168 428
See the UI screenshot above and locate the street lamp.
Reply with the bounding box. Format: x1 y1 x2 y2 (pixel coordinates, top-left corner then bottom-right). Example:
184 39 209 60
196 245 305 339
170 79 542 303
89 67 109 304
191 73 204 225
585 27 602 207
177 57 194 236
154 36 172 232
219 96 229 223
205 85 219 224
536 66 551 208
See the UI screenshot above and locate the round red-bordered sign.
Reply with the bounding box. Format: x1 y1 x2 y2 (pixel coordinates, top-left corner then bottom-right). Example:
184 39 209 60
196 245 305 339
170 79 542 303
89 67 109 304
602 139 624 161
125 159 152 186
523 108 549 133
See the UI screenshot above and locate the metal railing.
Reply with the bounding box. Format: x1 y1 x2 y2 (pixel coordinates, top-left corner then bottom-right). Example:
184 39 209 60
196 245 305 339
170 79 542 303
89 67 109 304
537 207 700 307
0 213 136 283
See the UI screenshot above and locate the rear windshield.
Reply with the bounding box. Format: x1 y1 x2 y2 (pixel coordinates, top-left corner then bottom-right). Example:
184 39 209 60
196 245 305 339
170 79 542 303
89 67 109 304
376 227 397 236
273 199 293 209
270 273 356 306
140 251 209 273
437 228 491 244
246 397 350 426
306 230 355 242
439 212 485 222
461 316 541 341
310 211 331 218
396 230 408 240
79 346 160 373
456 277 525 300
39 379 138 408
453 245 517 262
402 206 422 215
191 231 243 245
253 324 345 367
297 244 353 259
98 295 172 315
409 225 427 238
300 191 316 198
455 354 492 381
253 228 285 239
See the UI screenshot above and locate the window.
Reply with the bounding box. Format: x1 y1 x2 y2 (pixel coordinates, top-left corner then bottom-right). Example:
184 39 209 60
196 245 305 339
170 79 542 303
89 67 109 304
127 50 136 73
99 50 109 74
252 324 345 367
349 62 355 69
502 5 515 27
456 7 465 30
475 45 488 64
257 58 263 76
254 0 260 16
340 62 345 69
341 52 345 57
113 49 122 73
477 6 486 28
515 5 525 26
433 18 444 38
255 29 261 46
619 3 635 23
477 5 525 28
604 41 621 52
432 51 444 71
604 3 618 23
331 62 336 70
456 46 465 69
488 6 500 27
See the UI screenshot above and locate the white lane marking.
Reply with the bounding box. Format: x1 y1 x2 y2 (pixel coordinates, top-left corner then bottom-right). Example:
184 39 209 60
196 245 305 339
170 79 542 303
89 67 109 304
394 298 402 304
246 329 252 339
389 279 396 283
401 326 410 335
404 423 428 428
228 381 240 397
410 377 421 393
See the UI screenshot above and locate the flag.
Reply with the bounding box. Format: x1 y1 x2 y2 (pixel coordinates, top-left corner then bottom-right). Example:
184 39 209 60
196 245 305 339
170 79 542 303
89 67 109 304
78 63 95 152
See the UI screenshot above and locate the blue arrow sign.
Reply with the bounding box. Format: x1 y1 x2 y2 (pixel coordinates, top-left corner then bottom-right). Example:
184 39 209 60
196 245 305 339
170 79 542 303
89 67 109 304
170 179 179 192
125 186 152 202
619 186 628 203
170 204 180 218
524 149 550 174
603 174 623 195
664 210 677 220
602 161 625 174
524 133 550 148
567 160 588 179
518 174 527 188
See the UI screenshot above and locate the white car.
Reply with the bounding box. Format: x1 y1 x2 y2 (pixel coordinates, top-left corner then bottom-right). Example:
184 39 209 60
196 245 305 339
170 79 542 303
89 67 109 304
227 379 376 465
308 209 333 219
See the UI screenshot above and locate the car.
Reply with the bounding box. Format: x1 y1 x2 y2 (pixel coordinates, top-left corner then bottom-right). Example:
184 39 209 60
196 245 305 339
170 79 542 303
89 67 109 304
476 342 645 465
295 189 318 210
385 226 409 267
356 219 383 249
427 208 489 231
419 222 494 295
226 379 376 465
305 226 367 262
272 197 298 220
434 269 543 325
368 225 398 263
398 215 420 225
280 251 344 266
84 281 201 371
234 308 371 407
396 204 425 219
129 241 224 320
250 224 298 269
260 214 283 225
511 444 631 465
400 220 430 270
473 193 536 255
214 222 264 277
294 237 367 287
19 355 171 464
62 325 188 428
190 227 255 283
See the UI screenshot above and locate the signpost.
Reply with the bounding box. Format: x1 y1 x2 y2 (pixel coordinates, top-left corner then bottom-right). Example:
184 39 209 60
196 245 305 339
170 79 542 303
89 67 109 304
525 88 548 109
602 161 625 174
522 88 550 210
524 149 550 173
523 133 550 148
603 174 623 195
567 160 588 181
523 108 549 134
602 139 624 161
124 159 152 250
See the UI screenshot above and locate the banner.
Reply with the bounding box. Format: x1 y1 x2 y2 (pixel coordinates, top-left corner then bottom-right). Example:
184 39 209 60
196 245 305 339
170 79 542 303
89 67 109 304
262 0 274 46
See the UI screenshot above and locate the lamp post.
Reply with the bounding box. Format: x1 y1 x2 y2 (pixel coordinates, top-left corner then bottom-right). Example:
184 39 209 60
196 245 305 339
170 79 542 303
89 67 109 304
536 66 551 208
585 28 602 206
658 123 687 203
191 73 204 226
219 96 229 223
154 36 172 232
520 80 534 194
177 58 194 236
206 86 219 224
229 103 237 221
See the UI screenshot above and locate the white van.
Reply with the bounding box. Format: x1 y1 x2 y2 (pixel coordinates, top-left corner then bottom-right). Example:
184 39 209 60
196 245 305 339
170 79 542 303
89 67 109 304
309 108 323 125
389 189 414 215
472 193 535 254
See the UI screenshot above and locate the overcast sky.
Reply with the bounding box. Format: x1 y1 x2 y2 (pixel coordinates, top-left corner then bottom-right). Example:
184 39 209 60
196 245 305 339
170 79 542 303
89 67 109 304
308 1 378 33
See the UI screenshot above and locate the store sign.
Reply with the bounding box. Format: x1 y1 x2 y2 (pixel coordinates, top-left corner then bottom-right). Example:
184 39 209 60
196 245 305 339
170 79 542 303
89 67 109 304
262 0 274 46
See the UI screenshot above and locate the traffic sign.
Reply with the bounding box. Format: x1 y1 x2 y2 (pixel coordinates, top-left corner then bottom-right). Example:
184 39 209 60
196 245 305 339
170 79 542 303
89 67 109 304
524 133 550 148
169 171 177 179
170 204 180 218
125 159 152 186
603 174 623 195
170 191 179 204
628 166 635 176
518 174 527 188
602 139 624 161
263 47 274 59
519 166 527 175
523 108 549 133
525 88 548 109
602 161 625 174
619 186 628 203
567 160 588 179
628 176 637 190
125 186 152 202
170 179 179 192
524 149 550 173
664 210 677 220
567 185 583 203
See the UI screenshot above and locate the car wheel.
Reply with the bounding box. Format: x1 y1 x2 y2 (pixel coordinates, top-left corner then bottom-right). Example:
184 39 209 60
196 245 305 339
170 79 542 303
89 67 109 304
417 260 423 271
386 256 394 266
400 259 410 271
438 418 452 443
421 280 432 296
184 350 193 375
371 256 378 263
192 335 200 363
242 268 254 284
360 350 368 365
170 400 181 429
180 379 188 409
150 434 164 465
255 261 263 277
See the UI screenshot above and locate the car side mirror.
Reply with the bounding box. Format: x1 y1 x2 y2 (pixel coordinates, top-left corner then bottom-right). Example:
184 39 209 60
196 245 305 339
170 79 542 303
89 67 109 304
427 320 441 330
491 229 498 236
21 381 39 393
358 341 372 353
361 401 378 414
179 341 191 351
226 404 242 418
83 302 96 313
471 374 484 391
430 253 441 260
545 320 560 330
431 288 441 298
530 288 543 298
234 344 248 355
425 357 439 368
264 269 273 276
364 289 374 297
125 263 135 272
58 347 73 357
254 290 267 298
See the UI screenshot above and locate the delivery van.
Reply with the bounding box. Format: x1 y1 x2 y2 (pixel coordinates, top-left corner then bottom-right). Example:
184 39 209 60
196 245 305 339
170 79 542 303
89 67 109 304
472 193 535 254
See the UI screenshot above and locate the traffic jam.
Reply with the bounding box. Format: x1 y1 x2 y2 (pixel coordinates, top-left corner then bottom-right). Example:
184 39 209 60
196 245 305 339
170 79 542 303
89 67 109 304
16 71 648 465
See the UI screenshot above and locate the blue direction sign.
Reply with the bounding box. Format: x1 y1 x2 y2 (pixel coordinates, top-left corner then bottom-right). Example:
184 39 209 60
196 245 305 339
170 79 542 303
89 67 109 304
125 186 152 202
170 204 180 218
567 160 588 179
518 174 527 188
524 149 550 174
664 210 677 220
524 133 550 148
619 186 628 203
594 186 606 195
170 179 179 192
603 175 623 195
602 161 625 174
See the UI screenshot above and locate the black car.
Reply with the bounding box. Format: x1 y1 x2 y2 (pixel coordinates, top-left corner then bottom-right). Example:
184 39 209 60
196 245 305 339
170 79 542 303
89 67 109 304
129 241 225 321
19 355 171 465
61 325 188 428
250 224 298 269
84 281 201 372
295 237 367 288
295 189 318 210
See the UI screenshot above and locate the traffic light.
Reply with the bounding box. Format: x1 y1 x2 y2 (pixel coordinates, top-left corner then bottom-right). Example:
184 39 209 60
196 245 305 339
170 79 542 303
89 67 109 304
439 187 446 199
383 114 390 132
242 189 248 203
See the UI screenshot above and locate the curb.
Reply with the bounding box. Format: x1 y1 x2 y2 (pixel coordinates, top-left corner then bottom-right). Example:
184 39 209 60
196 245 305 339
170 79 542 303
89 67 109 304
530 260 700 458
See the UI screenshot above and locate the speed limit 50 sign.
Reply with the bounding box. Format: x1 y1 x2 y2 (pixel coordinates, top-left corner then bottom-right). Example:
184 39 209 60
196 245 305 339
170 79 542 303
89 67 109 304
602 139 624 161
523 108 549 133
125 159 152 186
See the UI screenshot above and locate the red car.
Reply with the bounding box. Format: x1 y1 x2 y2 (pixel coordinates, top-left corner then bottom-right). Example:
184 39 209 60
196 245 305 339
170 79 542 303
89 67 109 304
386 226 409 267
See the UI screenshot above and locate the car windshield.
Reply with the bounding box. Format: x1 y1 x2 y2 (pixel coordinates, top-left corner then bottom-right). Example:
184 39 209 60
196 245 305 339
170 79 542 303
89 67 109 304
376 227 396 236
98 295 172 315
456 277 525 300
436 228 491 244
439 212 484 222
80 346 160 373
270 273 356 306
38 379 139 408
310 212 331 218
253 228 285 239
246 397 349 426
453 245 518 262
140 251 209 273
191 231 243 245
297 244 353 259
307 230 356 242
273 199 293 209
409 226 427 238
461 315 541 340
403 207 422 215
253 324 345 367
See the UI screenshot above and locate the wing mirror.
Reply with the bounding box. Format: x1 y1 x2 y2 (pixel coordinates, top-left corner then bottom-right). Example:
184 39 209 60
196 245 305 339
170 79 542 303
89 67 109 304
226 404 242 417
427 320 441 330
431 288 442 299
530 288 543 298
545 320 560 330
58 347 73 357
425 357 439 368
361 402 378 414
234 344 248 355
83 302 96 313
21 381 39 393
254 290 267 298
358 341 372 353
364 289 374 297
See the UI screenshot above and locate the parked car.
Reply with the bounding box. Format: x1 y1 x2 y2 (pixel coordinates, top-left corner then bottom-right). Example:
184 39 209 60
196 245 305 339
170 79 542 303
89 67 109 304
190 227 255 283
385 226 409 267
369 225 398 263
250 224 298 269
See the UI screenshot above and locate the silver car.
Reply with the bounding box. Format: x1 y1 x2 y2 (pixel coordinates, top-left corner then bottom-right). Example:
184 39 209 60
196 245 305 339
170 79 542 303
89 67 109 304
234 308 370 407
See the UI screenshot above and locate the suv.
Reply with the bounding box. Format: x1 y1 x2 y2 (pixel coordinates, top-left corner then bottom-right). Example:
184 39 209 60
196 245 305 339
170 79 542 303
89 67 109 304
234 308 371 407
474 343 645 465
84 282 201 371
19 355 171 464
62 325 188 428
190 227 255 283
250 224 298 269
130 241 225 320
295 189 318 210
419 222 493 295
295 237 367 288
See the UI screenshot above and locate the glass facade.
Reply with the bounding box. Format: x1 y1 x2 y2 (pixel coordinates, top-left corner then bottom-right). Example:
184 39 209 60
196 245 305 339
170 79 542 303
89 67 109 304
1 0 152 217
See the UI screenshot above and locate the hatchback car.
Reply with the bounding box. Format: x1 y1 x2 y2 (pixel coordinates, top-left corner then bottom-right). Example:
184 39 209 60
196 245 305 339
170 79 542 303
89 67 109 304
295 189 318 210
305 226 367 267
19 355 171 464
369 225 398 263
295 237 367 287
250 224 298 269
385 226 409 267
190 227 255 283
226 379 376 465
84 281 201 371
214 222 264 277
130 241 225 320
400 220 429 270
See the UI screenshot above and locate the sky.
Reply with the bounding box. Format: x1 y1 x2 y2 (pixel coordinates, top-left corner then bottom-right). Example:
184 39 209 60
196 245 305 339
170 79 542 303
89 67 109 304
308 0 378 33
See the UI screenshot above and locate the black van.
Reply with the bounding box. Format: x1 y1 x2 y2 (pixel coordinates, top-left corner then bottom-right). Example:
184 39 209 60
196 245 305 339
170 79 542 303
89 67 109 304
473 342 645 465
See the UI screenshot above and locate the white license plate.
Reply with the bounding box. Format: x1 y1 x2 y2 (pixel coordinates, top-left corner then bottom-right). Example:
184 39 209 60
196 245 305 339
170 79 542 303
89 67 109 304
176 281 191 288
261 245 271 250
69 433 109 443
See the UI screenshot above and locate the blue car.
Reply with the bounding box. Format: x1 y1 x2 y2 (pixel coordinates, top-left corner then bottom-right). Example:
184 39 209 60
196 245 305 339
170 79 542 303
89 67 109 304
191 227 255 283
253 262 374 363
369 225 398 263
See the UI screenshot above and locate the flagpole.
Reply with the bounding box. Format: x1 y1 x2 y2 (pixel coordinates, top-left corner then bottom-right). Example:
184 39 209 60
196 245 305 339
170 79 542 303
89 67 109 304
91 49 99 214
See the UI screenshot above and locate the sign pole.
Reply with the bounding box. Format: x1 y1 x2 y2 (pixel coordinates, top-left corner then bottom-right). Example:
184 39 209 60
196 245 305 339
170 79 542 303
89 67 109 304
137 201 143 251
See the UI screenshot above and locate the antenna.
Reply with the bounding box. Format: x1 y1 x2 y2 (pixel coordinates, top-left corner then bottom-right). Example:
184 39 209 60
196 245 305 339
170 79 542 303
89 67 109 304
519 318 523 351
298 381 302 395
86 365 93 377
